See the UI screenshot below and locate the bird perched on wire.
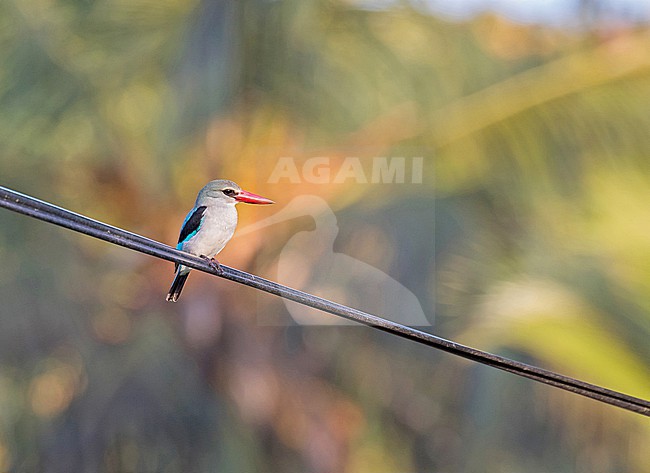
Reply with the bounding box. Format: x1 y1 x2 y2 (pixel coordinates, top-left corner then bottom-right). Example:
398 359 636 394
166 179 274 302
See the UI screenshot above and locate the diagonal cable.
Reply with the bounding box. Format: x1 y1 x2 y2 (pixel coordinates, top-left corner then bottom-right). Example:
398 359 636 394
1 184 649 416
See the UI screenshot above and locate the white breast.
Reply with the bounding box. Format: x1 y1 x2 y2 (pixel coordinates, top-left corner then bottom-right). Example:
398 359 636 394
183 203 238 258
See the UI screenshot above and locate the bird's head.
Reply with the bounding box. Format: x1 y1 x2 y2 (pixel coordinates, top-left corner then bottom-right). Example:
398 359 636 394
197 179 275 206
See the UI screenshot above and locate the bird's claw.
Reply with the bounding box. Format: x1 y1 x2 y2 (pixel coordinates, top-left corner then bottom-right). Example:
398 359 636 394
200 255 224 275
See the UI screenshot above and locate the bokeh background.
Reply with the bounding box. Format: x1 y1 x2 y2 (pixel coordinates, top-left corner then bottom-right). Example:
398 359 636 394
1 0 650 471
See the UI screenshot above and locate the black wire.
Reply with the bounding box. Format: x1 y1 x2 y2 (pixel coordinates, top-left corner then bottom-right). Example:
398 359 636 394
1 184 649 417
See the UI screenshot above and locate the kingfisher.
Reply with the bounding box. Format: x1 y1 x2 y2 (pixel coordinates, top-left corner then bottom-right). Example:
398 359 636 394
166 179 274 302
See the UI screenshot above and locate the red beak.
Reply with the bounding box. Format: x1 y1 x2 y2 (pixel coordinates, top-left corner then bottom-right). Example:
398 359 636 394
235 189 275 205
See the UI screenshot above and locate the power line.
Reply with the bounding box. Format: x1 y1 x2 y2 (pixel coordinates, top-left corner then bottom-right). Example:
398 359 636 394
1 184 649 417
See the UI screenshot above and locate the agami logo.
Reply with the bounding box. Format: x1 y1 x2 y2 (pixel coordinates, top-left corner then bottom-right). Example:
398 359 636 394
268 157 424 184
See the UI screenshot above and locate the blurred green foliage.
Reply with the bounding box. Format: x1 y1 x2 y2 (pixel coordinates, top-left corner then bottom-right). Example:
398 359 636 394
1 0 650 471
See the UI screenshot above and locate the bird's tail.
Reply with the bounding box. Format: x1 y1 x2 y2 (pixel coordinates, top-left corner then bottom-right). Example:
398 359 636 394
166 270 190 302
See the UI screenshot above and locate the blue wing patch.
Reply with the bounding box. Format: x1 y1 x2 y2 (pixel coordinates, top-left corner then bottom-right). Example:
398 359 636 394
177 205 207 248
174 205 207 272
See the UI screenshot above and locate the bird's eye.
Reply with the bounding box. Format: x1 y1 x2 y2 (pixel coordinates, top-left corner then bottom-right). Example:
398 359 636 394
222 189 236 197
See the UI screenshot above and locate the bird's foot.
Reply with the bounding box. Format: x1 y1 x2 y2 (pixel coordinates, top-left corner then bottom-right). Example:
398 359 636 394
200 255 224 275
